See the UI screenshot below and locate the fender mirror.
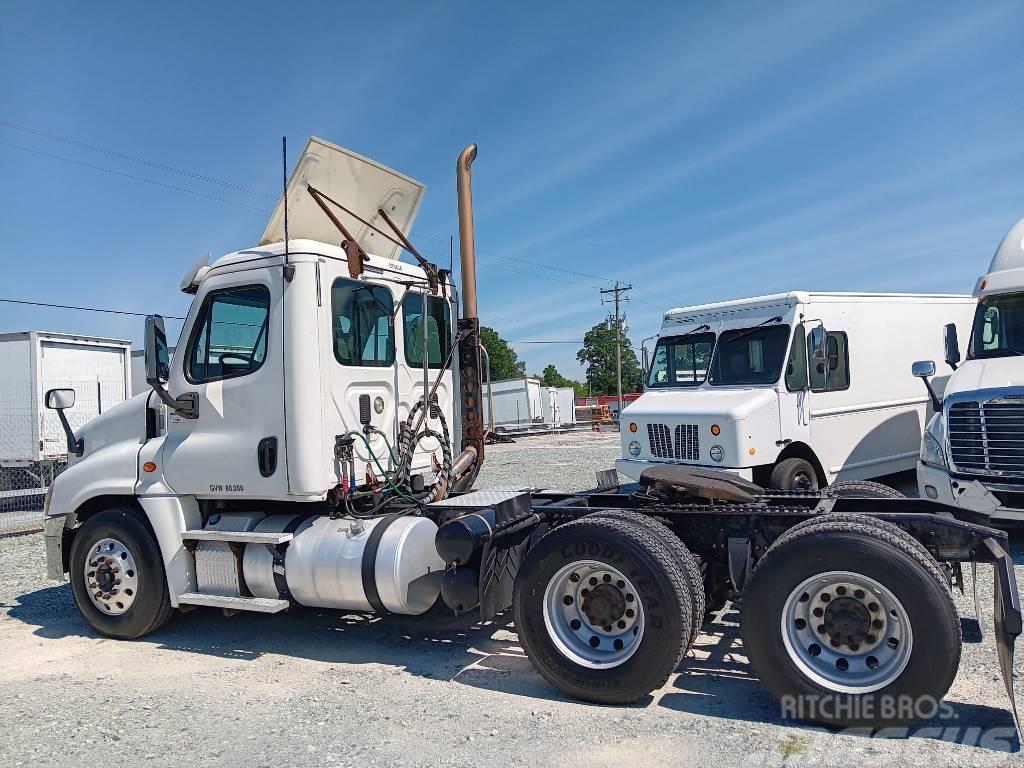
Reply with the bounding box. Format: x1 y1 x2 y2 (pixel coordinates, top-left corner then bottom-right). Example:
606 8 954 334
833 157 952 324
912 360 941 411
944 323 961 370
44 387 84 457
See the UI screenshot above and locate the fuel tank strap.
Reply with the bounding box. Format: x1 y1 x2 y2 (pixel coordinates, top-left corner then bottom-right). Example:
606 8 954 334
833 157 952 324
270 516 307 600
361 511 409 613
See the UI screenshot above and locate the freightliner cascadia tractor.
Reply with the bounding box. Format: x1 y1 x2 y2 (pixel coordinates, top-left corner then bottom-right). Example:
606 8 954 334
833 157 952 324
41 138 1021 731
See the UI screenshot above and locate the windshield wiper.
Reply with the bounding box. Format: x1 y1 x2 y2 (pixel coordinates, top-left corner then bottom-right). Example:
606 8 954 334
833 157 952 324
724 316 783 343
667 323 711 342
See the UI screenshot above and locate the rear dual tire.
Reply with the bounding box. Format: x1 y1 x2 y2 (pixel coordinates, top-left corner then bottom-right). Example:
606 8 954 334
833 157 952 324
514 516 692 703
742 516 960 729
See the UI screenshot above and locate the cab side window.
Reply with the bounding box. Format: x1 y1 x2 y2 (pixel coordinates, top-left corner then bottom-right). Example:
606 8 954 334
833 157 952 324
332 278 395 367
808 331 850 391
402 292 451 368
785 324 807 391
186 285 270 383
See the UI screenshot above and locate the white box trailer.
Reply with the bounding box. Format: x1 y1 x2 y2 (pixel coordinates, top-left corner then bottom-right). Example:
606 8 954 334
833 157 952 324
0 332 131 465
541 386 578 427
483 377 545 430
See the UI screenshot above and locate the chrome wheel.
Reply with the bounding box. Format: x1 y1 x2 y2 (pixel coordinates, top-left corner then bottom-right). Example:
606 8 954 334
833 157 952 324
83 537 139 616
781 570 912 693
542 560 644 669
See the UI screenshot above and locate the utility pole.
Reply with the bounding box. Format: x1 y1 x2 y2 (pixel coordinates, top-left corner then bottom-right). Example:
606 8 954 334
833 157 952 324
600 281 632 418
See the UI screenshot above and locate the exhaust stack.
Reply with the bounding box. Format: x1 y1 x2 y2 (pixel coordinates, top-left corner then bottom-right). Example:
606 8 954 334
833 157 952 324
454 144 485 490
456 144 479 320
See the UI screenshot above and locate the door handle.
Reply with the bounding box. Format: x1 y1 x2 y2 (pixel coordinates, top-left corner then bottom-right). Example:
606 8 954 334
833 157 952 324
258 436 278 477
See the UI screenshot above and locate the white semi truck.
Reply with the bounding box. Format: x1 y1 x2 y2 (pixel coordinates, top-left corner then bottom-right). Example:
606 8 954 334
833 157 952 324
39 137 1021 731
914 217 1024 523
618 293 975 490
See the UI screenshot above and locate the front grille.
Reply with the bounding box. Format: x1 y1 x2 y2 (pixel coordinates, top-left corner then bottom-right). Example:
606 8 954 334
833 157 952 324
647 423 700 461
948 400 1024 475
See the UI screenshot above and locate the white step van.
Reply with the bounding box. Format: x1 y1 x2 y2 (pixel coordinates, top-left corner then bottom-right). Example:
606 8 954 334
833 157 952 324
617 292 976 490
914 218 1024 522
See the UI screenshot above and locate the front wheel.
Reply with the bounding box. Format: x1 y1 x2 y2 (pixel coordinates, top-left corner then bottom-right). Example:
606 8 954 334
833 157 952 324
514 516 691 703
770 457 819 491
68 507 174 639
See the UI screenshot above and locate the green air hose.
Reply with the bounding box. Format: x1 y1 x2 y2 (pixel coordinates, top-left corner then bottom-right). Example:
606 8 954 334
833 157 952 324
346 430 418 504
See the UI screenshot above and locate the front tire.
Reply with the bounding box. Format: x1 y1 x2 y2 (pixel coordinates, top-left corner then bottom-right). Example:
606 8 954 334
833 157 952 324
514 516 691 703
69 507 174 639
770 457 819 491
742 518 960 729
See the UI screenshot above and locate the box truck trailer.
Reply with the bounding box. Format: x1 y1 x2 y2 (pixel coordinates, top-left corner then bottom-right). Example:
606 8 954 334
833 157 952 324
617 293 977 491
0 332 130 473
37 137 1020 732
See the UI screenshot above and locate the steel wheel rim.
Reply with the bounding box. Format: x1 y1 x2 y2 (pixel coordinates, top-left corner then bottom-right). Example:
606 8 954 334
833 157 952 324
781 570 913 693
83 537 140 616
542 560 644 669
792 471 814 491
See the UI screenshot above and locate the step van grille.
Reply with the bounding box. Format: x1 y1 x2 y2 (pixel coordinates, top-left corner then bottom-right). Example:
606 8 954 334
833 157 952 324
647 423 700 461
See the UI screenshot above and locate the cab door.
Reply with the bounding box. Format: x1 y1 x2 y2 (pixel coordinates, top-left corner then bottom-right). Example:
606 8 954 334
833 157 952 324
160 266 287 499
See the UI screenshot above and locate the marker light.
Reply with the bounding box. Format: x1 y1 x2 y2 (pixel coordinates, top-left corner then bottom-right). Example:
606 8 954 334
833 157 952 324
711 424 720 436
143 461 157 473
749 447 756 456
629 422 638 433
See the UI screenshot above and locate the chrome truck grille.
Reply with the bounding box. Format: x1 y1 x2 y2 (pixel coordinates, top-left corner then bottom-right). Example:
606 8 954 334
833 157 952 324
948 399 1024 476
647 423 700 461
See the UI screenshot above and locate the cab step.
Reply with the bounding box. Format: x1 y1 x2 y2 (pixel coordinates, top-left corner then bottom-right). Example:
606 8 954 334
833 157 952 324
180 530 294 545
176 593 290 613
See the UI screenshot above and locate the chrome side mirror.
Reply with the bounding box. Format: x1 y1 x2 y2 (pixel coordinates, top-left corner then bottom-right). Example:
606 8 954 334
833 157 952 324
809 325 827 359
912 360 936 378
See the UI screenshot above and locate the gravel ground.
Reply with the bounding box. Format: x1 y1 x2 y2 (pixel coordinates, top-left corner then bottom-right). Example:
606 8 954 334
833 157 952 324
1 431 1021 767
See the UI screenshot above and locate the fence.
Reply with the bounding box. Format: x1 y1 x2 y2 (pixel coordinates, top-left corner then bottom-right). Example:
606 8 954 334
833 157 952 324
0 379 125 534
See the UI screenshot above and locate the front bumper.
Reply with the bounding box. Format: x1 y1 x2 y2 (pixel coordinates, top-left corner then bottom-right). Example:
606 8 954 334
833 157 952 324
917 462 1024 522
616 458 753 482
43 515 67 581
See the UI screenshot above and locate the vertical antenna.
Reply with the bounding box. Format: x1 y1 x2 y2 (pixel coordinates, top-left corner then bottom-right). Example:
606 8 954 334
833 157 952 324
449 235 454 274
282 135 294 281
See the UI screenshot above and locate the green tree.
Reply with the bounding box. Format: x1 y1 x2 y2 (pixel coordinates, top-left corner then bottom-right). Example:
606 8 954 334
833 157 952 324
480 326 526 381
538 364 586 398
576 318 642 396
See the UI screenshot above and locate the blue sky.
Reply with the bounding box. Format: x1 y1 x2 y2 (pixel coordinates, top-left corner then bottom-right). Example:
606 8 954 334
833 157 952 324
2 1 1023 380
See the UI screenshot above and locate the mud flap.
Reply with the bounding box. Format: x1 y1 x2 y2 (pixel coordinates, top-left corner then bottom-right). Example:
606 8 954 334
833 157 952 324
983 538 1022 737
972 561 982 638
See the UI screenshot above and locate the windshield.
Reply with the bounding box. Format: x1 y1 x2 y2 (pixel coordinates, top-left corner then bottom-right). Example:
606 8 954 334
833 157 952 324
709 325 790 385
968 293 1024 359
647 332 715 387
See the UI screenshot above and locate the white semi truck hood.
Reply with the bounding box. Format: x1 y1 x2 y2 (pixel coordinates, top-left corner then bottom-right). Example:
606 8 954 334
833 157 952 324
944 357 1024 395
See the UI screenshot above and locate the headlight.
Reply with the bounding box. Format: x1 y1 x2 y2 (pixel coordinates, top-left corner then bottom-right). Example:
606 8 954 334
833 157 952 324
628 440 641 457
710 445 725 462
920 414 947 468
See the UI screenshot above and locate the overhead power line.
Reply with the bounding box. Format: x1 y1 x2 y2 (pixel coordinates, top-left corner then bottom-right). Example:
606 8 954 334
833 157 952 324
0 140 271 213
0 297 185 320
0 119 275 198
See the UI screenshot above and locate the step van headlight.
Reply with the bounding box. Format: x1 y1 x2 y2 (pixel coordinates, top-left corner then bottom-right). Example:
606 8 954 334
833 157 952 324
710 445 725 462
628 440 641 457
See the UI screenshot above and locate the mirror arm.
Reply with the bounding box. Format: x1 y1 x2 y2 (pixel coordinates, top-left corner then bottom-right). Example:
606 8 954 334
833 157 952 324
920 377 942 412
54 408 84 457
149 382 199 419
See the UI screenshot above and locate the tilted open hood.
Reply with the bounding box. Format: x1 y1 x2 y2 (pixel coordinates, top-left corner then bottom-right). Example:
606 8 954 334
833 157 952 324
260 137 425 262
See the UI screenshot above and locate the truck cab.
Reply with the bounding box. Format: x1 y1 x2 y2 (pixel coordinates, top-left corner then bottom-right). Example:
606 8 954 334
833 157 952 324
915 217 1024 522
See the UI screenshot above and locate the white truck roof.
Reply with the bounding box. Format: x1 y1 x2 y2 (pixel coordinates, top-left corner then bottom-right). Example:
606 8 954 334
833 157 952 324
975 217 1024 298
662 291 974 328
